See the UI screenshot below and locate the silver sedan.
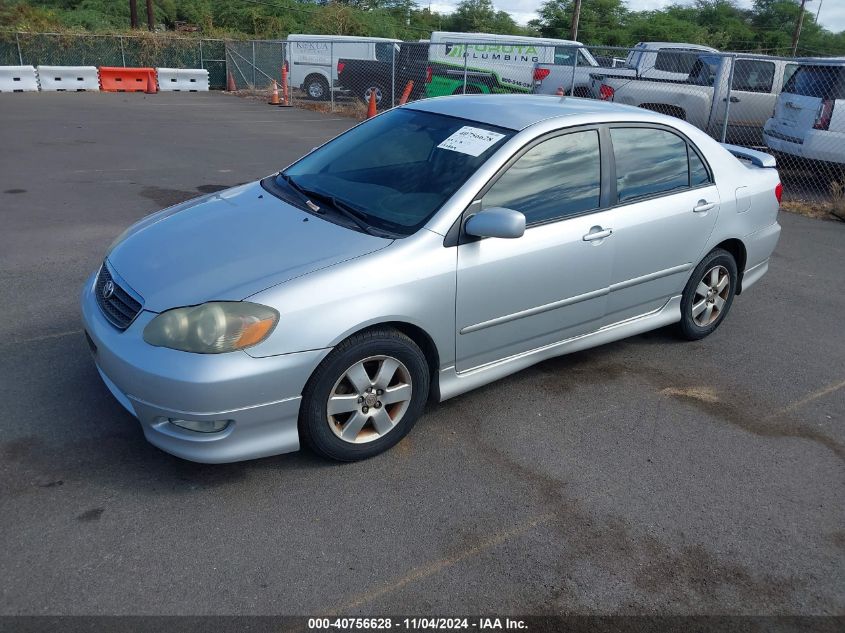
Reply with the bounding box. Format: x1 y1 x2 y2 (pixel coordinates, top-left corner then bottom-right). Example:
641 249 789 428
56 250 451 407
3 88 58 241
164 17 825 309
81 95 782 463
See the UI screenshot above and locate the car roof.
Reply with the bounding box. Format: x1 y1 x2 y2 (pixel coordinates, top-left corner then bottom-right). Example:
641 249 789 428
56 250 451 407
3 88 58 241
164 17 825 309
405 94 649 131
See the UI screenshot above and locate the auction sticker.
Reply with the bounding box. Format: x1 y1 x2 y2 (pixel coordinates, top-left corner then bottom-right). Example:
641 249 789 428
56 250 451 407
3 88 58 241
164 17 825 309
437 126 506 157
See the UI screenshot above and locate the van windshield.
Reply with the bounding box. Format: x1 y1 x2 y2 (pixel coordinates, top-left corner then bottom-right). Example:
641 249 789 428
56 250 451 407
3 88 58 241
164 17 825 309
783 65 845 99
279 108 514 236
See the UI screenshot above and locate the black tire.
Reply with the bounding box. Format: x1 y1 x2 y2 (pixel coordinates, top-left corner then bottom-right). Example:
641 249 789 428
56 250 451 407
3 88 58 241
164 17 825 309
299 327 430 462
304 75 330 101
679 248 738 341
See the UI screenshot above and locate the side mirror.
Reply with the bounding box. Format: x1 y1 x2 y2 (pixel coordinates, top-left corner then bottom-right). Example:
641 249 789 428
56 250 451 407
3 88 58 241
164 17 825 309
465 207 526 239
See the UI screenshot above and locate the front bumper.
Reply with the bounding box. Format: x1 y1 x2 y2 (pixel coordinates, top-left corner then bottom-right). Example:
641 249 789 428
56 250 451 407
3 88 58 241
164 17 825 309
81 272 330 463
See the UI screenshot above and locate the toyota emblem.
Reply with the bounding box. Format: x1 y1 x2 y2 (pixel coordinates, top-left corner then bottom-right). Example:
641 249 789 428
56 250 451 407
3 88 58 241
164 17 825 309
102 280 115 300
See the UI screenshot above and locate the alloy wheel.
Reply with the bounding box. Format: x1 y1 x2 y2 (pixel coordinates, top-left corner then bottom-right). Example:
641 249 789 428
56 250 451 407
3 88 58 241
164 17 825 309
327 355 412 444
691 265 730 327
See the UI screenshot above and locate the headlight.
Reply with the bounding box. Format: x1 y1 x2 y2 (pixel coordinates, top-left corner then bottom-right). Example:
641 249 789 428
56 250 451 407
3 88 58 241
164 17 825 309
143 302 279 353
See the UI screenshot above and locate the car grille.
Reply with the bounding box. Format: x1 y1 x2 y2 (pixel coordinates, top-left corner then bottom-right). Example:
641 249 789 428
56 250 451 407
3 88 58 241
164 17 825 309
95 263 144 330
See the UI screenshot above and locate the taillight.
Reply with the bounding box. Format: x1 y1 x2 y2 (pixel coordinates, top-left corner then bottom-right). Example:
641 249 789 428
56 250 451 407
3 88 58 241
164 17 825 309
337 61 345 75
775 182 783 204
599 84 614 101
814 99 834 130
533 67 550 82
425 65 432 84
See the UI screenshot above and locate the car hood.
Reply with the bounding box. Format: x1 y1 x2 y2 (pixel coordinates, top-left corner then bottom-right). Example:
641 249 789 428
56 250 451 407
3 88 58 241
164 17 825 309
107 181 392 313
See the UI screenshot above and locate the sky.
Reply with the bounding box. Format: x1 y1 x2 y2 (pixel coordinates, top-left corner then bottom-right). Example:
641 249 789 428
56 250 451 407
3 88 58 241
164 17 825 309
427 0 845 34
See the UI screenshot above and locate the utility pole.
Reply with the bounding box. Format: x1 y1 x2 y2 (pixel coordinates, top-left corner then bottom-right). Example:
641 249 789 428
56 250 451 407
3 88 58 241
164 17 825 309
570 0 582 41
146 0 154 31
791 0 809 56
129 0 138 29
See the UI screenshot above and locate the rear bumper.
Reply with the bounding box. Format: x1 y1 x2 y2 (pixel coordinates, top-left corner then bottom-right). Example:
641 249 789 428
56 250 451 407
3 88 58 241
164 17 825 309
81 271 330 463
741 221 781 293
763 124 845 165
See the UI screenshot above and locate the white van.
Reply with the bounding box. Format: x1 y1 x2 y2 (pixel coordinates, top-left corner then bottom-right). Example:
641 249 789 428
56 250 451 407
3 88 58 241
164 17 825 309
286 34 400 100
425 31 598 97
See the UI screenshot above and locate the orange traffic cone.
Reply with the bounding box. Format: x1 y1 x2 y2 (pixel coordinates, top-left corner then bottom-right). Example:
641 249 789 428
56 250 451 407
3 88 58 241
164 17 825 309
226 71 236 92
555 86 564 96
398 80 414 105
269 80 280 105
145 71 157 94
366 89 377 118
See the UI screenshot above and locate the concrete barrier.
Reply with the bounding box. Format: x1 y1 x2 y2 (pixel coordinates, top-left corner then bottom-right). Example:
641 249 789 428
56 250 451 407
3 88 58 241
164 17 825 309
0 66 39 92
155 68 210 92
37 66 100 91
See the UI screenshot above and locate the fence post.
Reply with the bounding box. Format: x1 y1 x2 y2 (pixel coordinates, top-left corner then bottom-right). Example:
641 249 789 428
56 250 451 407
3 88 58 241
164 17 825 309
252 41 256 89
119 36 126 67
391 43 396 108
330 41 335 113
720 54 736 143
570 46 578 97
199 39 204 70
462 45 468 94
15 32 23 65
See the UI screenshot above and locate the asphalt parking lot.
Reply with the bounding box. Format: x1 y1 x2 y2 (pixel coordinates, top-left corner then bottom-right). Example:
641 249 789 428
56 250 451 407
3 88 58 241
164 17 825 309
1 92 843 618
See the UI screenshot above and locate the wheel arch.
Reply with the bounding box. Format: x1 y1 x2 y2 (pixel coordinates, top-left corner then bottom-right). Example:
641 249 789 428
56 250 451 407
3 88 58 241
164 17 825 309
303 71 330 92
329 320 442 402
713 238 748 294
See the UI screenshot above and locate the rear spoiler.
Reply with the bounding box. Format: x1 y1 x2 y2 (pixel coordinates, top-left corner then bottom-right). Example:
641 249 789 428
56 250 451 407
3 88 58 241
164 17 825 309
720 143 776 168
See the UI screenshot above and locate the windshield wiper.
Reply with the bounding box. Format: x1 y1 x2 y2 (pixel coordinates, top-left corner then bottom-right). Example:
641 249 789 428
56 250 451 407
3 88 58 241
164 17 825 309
280 173 382 236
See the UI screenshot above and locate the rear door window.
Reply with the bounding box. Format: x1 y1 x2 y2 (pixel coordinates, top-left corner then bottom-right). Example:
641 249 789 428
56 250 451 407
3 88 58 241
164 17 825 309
611 128 709 203
732 60 775 93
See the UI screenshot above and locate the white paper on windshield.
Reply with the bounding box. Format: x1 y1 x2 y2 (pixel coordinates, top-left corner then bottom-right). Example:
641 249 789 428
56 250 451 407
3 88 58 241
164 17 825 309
437 126 505 157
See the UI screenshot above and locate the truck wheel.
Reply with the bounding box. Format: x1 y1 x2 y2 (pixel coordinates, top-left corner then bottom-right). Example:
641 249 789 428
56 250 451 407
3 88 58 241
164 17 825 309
361 84 386 108
305 75 330 101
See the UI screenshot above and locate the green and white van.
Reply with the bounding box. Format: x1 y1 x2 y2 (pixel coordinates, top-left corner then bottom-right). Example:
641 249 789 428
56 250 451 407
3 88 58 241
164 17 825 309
425 31 598 98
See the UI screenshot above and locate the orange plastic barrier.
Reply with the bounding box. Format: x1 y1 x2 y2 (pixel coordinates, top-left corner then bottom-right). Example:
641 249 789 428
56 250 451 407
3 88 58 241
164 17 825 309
98 67 157 93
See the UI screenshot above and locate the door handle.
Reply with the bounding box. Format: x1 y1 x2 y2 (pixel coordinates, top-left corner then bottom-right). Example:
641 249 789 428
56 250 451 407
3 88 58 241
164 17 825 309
723 96 740 103
583 227 612 241
693 200 716 213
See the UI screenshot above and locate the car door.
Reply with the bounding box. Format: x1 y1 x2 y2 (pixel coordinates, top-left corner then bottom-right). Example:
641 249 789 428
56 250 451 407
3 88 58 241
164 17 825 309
724 59 777 145
600 126 720 325
455 128 615 372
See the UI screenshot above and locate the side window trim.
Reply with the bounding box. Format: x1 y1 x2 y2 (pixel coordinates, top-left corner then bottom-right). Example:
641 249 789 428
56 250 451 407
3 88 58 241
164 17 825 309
604 123 714 208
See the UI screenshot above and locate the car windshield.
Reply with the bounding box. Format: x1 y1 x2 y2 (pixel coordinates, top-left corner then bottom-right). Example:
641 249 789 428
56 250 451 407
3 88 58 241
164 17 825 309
783 65 845 100
279 108 514 236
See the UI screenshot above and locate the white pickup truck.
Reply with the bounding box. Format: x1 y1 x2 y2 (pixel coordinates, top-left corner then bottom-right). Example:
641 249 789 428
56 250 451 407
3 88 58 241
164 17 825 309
589 53 798 146
533 41 717 97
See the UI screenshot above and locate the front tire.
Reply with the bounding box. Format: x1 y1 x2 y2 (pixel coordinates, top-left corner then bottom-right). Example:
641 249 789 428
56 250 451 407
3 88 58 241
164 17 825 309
679 248 738 340
299 328 429 461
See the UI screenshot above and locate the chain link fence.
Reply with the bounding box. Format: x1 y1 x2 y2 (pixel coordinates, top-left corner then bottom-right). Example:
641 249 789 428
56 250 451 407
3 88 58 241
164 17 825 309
0 32 227 89
1 32 842 212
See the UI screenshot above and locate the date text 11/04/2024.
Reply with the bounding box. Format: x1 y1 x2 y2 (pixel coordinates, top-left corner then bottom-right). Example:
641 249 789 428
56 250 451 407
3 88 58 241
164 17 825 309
307 618 528 630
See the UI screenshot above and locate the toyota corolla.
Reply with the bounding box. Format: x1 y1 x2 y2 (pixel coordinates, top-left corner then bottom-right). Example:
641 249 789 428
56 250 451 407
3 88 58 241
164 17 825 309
81 95 782 463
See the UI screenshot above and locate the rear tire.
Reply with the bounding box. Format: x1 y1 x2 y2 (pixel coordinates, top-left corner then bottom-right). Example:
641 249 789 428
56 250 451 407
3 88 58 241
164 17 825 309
299 328 429 462
678 248 738 341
